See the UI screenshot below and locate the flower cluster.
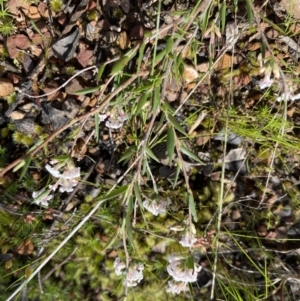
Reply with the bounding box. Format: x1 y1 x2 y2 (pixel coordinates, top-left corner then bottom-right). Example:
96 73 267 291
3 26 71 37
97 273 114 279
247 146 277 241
166 253 201 295
45 160 80 193
32 158 81 207
114 257 144 287
256 54 300 102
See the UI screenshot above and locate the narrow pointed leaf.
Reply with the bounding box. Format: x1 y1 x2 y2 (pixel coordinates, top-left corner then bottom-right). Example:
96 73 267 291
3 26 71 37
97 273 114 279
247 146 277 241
96 64 105 82
145 145 160 163
137 42 146 72
136 93 149 115
153 85 161 113
189 191 198 222
172 164 181 189
168 114 188 136
110 56 130 75
118 146 136 163
101 185 128 201
180 145 203 163
19 157 32 180
166 37 174 55
167 127 175 165
72 85 102 95
94 114 99 143
245 0 253 26
154 48 167 64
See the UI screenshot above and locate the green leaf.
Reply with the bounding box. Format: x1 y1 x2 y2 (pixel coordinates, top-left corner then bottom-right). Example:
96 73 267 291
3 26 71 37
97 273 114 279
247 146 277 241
165 37 174 55
189 191 198 222
96 64 105 83
133 83 154 93
126 199 135 249
180 145 203 164
245 0 253 26
167 114 188 137
187 255 195 270
154 48 167 64
72 85 102 95
172 164 181 189
19 157 32 180
135 93 149 115
13 160 26 173
221 3 226 32
153 84 161 113
110 56 130 75
101 185 129 201
94 114 99 143
118 146 136 164
137 42 146 72
145 145 160 163
134 183 143 208
167 127 175 165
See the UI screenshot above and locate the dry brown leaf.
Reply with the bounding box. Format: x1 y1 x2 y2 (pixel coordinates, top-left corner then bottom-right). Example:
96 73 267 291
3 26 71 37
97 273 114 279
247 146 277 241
183 65 198 84
6 0 30 16
247 42 261 51
10 111 25 120
28 5 41 20
280 0 300 19
0 78 14 97
118 31 129 50
214 53 233 70
37 1 49 19
17 239 34 255
196 131 210 146
196 62 209 73
6 34 31 59
5 259 13 270
77 42 94 67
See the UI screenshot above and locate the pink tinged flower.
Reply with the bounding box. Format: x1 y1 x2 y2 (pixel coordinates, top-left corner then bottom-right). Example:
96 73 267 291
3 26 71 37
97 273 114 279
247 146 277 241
114 257 144 287
257 74 274 89
105 118 123 129
32 188 53 208
98 114 108 122
179 232 197 248
167 254 201 283
53 178 79 193
166 280 189 294
45 164 62 178
124 263 144 287
143 197 171 216
277 92 300 102
46 162 80 193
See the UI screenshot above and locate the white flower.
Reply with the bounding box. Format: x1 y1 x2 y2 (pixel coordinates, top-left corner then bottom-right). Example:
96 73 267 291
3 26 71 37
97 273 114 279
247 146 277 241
114 257 126 276
105 118 123 129
49 178 79 193
143 197 171 216
46 161 80 193
179 232 197 248
98 114 108 122
277 91 300 102
32 188 53 208
114 257 144 287
125 263 144 287
257 74 274 89
166 280 189 294
167 254 201 283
